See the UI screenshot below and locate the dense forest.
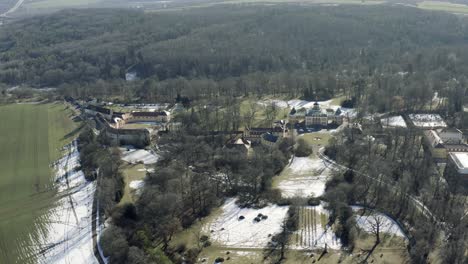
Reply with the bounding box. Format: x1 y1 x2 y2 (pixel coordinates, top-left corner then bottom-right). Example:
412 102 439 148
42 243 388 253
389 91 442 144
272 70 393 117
1 5 468 112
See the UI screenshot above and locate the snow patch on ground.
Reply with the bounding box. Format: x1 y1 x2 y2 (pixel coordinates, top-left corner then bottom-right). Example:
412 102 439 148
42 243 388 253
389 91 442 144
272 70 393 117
38 141 99 264
408 114 447 128
381 116 407 128
258 99 289 108
352 206 408 239
120 147 159 164
288 157 326 174
278 157 330 198
206 199 289 248
288 99 334 109
129 180 145 190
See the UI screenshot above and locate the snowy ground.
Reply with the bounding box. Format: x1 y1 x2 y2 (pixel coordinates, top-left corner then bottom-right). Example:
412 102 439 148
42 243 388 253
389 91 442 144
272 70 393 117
120 147 159 164
129 180 145 190
381 115 407 128
206 199 289 248
276 157 331 198
38 141 101 264
257 98 356 118
292 205 341 250
129 180 145 197
352 206 408 239
408 114 447 128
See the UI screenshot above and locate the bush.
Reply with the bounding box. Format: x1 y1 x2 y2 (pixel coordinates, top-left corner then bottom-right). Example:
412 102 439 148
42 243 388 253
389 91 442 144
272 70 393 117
307 196 321 206
215 257 225 263
341 97 356 108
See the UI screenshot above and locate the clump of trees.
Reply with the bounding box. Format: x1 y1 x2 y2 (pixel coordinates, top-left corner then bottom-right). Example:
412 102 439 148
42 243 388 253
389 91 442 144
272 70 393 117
2 6 468 116
78 127 125 215
295 138 312 157
98 106 293 263
324 125 468 263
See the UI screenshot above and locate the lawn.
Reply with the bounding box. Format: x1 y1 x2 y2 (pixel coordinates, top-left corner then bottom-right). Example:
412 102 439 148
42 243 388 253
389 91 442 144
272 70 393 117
298 131 333 149
0 103 80 264
119 162 147 205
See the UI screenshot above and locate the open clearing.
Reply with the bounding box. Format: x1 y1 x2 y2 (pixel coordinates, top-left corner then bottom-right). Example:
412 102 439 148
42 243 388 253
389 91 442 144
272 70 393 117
0 103 79 264
206 198 289 248
119 163 147 205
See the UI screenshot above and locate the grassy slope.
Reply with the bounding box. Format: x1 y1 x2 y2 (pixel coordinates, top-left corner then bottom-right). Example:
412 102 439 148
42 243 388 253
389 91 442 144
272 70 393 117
0 103 79 264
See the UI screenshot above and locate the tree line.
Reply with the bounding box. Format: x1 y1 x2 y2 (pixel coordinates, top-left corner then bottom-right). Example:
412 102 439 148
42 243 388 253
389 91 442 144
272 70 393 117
2 6 468 113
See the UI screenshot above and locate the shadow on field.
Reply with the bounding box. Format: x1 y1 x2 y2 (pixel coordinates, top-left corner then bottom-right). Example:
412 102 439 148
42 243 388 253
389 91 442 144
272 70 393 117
62 123 85 140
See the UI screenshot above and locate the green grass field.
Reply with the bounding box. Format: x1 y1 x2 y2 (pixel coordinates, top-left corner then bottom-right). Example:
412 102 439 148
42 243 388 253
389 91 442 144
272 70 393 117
299 132 332 145
0 103 79 264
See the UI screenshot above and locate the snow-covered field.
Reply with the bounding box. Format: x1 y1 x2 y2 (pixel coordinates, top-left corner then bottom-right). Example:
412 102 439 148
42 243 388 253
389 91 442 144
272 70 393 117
293 205 341 250
352 206 407 239
381 116 407 128
257 99 289 108
38 141 101 264
120 147 159 164
408 114 447 128
206 199 289 248
277 157 330 198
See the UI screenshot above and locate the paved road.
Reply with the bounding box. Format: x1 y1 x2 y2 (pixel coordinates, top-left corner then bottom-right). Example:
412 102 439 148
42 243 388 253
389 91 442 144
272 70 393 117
0 0 24 17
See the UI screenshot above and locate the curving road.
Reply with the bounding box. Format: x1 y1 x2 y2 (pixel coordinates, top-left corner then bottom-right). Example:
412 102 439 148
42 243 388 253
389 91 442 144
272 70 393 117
0 0 24 17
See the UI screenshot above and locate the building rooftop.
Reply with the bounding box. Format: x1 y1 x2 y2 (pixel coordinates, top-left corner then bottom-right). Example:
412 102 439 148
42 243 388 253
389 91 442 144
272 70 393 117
132 111 169 117
449 152 468 170
87 104 112 115
262 132 278 143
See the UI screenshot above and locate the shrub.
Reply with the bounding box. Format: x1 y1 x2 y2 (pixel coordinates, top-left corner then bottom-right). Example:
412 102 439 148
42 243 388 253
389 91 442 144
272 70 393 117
307 196 321 206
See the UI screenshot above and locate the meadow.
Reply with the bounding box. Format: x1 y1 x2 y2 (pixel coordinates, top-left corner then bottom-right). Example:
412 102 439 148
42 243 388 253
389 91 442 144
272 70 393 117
0 103 79 264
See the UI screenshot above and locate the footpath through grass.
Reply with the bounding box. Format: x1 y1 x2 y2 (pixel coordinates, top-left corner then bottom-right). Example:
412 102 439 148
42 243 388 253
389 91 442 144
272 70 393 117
0 103 79 264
